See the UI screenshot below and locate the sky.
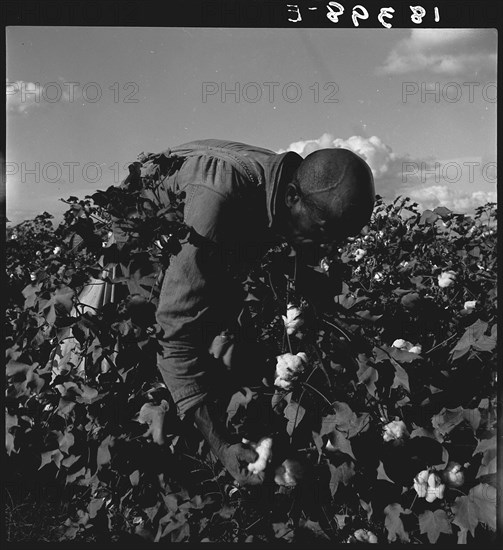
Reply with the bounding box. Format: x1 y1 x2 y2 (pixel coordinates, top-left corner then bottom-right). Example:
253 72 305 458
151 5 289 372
6 26 497 225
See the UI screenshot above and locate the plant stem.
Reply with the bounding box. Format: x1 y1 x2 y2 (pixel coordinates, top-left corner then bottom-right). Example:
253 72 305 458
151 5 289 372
425 332 458 355
286 332 293 354
301 382 334 409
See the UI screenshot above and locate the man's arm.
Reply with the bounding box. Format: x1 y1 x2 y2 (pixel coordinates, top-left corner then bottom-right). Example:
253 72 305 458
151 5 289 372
155 163 270 484
155 187 237 417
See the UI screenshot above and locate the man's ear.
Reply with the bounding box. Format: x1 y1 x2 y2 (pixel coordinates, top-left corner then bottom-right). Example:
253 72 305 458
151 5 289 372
284 182 301 208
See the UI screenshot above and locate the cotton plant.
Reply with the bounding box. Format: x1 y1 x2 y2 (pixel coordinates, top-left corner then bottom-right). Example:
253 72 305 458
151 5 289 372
373 271 384 282
244 437 273 475
413 470 445 502
274 352 308 390
392 339 422 354
463 300 477 312
442 461 465 488
353 529 378 544
282 303 304 335
382 420 409 442
437 270 457 288
274 458 305 487
354 248 367 261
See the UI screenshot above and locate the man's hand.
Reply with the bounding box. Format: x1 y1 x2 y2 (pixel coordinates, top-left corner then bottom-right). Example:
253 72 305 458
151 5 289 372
218 442 265 486
193 400 266 486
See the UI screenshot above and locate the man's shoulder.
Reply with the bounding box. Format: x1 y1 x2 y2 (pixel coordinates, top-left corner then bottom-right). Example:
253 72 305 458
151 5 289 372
170 139 302 188
171 139 276 157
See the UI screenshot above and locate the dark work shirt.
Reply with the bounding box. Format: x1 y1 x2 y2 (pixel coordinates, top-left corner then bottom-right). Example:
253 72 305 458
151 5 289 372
152 139 302 416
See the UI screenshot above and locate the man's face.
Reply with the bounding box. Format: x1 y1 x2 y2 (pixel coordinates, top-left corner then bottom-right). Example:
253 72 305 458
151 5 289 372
281 196 345 246
283 202 324 245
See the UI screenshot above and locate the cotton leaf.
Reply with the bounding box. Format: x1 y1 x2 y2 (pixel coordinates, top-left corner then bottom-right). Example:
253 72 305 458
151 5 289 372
298 519 330 540
474 435 496 457
468 483 496 530
76 384 100 404
319 414 337 437
450 319 488 357
463 408 481 432
53 286 75 313
327 430 355 460
137 400 170 445
457 528 469 544
419 509 452 544
473 333 496 352
226 387 255 424
377 461 394 483
335 514 348 529
88 497 105 519
391 361 410 392
384 503 410 543
410 426 436 440
452 495 479 537
61 454 80 468
477 457 496 478
284 401 306 436
39 449 64 470
144 502 161 522
58 431 75 454
331 402 369 438
356 363 378 397
328 461 355 497
6 432 16 456
431 407 465 436
97 435 114 468
6 413 18 432
130 470 140 486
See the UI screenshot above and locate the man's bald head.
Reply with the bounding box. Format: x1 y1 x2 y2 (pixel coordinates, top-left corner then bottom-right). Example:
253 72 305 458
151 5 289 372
297 148 375 232
276 148 375 245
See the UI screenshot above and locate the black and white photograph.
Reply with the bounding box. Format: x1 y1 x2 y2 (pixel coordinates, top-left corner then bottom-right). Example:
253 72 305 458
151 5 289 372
4 1 498 545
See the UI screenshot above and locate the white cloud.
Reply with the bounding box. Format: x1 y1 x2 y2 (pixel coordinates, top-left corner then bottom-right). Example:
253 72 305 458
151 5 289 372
378 28 496 76
408 185 497 213
6 78 78 115
7 80 44 114
278 133 413 183
278 133 497 214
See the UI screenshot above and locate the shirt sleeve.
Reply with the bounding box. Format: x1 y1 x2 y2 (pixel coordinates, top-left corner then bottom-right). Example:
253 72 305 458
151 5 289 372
155 163 248 417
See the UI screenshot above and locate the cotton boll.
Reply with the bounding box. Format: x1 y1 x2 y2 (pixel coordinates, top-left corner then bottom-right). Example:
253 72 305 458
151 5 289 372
414 480 427 498
274 459 304 487
442 462 465 487
354 248 367 261
354 529 378 543
425 490 437 503
282 303 304 335
416 469 429 484
392 339 413 351
354 529 367 542
383 420 409 442
275 353 307 381
408 345 422 355
247 437 273 474
367 532 378 544
428 472 441 488
437 270 457 288
392 339 407 349
274 377 293 390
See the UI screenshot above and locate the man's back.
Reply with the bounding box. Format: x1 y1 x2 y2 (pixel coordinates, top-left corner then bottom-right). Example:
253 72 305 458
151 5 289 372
151 139 302 416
